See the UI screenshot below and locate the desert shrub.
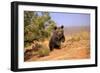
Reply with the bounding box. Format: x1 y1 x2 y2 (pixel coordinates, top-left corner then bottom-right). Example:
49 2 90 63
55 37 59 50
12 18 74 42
24 42 32 47
38 47 50 57
24 11 56 47
71 35 80 41
79 31 89 40
31 41 50 57
67 35 80 42
67 31 89 42
35 42 42 48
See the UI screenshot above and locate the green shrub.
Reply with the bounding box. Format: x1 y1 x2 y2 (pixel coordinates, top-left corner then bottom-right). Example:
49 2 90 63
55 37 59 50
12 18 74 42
38 47 50 57
24 11 56 47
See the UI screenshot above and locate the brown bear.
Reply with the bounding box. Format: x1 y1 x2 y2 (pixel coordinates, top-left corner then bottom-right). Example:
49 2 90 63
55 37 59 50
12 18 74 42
49 25 65 51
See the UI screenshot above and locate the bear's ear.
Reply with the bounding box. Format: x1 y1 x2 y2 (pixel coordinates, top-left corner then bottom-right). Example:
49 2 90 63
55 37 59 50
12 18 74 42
61 25 64 29
54 26 57 30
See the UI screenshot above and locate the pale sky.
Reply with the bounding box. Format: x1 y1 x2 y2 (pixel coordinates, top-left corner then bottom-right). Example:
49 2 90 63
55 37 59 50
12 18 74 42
50 12 90 27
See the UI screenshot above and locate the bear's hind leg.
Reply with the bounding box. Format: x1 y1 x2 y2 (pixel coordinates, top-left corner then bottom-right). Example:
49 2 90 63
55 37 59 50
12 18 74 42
49 43 54 51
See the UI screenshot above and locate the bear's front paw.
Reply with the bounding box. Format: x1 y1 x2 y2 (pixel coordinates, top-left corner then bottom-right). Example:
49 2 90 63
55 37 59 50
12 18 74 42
50 48 54 51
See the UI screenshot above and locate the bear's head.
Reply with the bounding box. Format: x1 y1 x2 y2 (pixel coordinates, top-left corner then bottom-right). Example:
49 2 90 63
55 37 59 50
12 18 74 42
53 25 65 42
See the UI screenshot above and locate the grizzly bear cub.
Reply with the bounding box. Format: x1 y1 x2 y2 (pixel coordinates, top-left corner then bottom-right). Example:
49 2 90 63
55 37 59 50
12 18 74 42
49 25 65 51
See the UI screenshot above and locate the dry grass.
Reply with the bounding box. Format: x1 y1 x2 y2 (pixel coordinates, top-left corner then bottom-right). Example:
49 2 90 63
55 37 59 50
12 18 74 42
24 31 90 62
